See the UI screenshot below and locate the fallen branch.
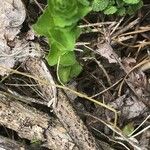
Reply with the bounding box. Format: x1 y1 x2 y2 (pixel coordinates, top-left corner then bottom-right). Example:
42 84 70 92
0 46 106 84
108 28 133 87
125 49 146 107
25 57 100 150
0 93 78 150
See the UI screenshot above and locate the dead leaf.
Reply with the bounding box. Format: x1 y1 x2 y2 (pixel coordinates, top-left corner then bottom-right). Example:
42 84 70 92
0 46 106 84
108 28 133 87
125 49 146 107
96 43 118 63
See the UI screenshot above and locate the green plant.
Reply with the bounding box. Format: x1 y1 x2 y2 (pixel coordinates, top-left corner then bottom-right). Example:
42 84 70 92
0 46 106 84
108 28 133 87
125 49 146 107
33 0 91 83
92 0 143 15
122 122 134 136
33 0 143 83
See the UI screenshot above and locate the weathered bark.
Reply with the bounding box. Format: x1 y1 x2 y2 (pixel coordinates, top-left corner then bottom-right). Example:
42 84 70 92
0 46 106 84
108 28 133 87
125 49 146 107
0 93 78 150
25 58 100 150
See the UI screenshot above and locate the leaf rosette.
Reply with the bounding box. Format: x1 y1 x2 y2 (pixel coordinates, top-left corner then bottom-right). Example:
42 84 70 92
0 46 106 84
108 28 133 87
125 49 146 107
48 0 91 27
33 0 91 83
